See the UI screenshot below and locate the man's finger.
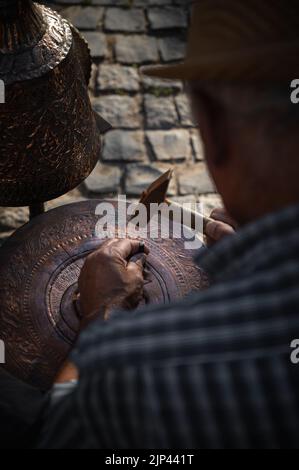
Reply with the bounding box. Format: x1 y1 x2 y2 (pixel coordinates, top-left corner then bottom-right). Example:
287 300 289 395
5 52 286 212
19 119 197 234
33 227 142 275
127 261 145 282
104 239 149 260
205 220 235 242
129 252 147 268
210 208 237 230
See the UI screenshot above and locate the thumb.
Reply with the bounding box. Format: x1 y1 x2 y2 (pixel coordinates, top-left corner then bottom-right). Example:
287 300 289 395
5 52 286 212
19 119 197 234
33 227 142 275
135 254 147 270
129 253 147 269
205 220 235 242
127 259 145 280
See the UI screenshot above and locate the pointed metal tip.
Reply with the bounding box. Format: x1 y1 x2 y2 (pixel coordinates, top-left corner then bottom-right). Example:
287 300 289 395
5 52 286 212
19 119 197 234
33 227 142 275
165 168 174 180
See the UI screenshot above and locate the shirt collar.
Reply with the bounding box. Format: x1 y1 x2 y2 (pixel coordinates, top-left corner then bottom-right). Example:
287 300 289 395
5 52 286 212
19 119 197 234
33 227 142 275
196 203 299 283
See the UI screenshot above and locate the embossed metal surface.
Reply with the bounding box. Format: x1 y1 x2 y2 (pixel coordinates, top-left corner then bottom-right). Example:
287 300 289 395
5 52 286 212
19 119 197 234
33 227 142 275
0 2 72 84
0 1 102 206
0 201 208 390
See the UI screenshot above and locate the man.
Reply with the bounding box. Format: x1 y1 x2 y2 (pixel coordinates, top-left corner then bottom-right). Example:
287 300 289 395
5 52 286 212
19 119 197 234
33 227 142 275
40 0 299 449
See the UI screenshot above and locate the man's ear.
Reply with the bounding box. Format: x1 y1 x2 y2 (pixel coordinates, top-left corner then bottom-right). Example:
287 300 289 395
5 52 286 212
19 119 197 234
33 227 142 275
190 90 230 167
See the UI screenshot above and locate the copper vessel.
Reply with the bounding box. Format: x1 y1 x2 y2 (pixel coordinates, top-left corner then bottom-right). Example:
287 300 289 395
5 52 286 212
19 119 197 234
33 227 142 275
0 0 109 207
0 200 208 390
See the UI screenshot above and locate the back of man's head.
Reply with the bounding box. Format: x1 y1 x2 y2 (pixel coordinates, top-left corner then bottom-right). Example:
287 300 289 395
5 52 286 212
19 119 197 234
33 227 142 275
190 81 299 224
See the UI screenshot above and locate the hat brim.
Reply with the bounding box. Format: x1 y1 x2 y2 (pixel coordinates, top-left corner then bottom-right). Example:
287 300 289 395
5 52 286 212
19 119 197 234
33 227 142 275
141 54 252 81
141 41 299 82
142 57 255 81
142 61 199 81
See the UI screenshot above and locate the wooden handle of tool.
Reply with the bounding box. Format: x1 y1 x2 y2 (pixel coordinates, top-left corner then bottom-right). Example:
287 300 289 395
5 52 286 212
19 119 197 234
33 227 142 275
165 198 213 234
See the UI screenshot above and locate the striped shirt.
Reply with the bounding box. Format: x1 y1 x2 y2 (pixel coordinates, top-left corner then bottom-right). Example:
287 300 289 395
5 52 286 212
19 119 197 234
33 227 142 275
39 204 299 449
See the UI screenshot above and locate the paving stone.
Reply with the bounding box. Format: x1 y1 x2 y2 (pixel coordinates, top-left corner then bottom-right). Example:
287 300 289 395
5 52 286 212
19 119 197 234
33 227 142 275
144 94 179 129
172 195 197 204
92 0 171 4
178 164 215 195
0 191 86 243
142 75 183 93
84 163 122 194
140 0 171 4
97 64 140 92
172 0 193 5
158 37 186 62
146 130 191 161
147 0 172 4
175 94 195 127
105 8 146 33
102 130 146 162
46 3 63 11
56 0 82 4
125 163 177 196
92 95 141 129
61 6 103 30
92 0 135 5
190 129 204 161
82 32 108 59
115 35 159 64
89 62 98 92
0 207 28 232
148 7 188 30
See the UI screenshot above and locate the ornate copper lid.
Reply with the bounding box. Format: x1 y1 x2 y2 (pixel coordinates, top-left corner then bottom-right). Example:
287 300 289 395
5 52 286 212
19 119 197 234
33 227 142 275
0 201 208 390
0 1 73 85
0 1 109 207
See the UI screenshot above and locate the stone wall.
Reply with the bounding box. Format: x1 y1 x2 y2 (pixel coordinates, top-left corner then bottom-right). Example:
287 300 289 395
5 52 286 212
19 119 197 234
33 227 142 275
0 0 221 243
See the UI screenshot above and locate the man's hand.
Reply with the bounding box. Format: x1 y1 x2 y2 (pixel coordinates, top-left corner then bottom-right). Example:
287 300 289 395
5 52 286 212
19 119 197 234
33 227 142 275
205 208 237 246
78 239 149 327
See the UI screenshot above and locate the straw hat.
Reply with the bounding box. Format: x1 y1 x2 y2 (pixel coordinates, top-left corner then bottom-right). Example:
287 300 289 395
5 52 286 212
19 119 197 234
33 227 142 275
143 0 299 82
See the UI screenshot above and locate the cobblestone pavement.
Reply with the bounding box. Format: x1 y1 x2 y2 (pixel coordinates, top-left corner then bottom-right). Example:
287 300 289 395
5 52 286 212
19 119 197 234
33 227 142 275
0 0 222 243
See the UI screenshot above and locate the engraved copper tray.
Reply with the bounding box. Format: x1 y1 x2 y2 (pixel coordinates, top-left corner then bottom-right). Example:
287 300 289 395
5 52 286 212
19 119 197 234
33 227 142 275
0 201 207 390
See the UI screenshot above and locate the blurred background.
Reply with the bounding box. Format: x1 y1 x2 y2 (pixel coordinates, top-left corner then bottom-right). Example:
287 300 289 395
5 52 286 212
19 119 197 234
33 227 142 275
0 0 221 244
